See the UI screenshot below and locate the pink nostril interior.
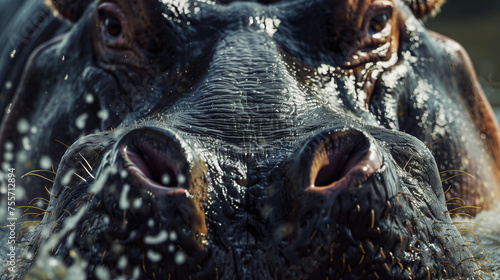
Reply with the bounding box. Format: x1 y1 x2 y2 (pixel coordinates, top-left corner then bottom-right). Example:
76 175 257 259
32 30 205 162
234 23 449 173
315 164 340 187
311 134 382 190
124 145 179 187
314 146 367 188
315 156 346 187
126 150 152 178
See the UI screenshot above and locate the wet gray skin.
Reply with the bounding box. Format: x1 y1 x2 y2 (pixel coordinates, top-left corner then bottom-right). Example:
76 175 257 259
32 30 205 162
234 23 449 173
1 0 500 279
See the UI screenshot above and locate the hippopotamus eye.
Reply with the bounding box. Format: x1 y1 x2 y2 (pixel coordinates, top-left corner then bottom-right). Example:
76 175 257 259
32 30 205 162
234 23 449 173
369 12 390 34
104 16 122 37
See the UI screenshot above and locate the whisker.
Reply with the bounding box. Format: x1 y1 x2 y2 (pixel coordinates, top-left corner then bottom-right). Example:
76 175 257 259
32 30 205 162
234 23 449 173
445 206 481 213
442 173 475 183
29 197 50 205
438 185 452 197
80 161 95 180
446 197 467 205
79 152 93 171
21 169 55 182
54 139 70 148
18 205 47 213
439 170 474 178
403 155 414 171
45 186 58 197
74 172 88 183
22 169 57 176
426 139 442 147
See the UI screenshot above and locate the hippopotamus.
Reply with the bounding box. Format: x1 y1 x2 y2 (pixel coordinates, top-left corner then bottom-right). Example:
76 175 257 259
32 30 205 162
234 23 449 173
1 0 500 279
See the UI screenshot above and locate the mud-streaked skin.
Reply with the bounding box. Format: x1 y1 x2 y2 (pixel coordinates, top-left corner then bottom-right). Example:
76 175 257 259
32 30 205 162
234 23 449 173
1 0 499 279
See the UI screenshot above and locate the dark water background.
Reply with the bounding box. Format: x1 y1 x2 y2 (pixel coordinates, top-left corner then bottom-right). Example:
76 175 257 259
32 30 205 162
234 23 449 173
426 0 500 105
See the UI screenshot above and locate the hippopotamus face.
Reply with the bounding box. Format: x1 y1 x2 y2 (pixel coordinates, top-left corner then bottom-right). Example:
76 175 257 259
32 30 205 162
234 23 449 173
2 0 500 279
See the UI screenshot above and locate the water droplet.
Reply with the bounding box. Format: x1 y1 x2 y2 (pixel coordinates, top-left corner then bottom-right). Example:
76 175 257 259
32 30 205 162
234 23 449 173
5 81 12 90
4 142 13 151
95 266 110 280
17 118 30 134
178 174 186 184
185 190 194 199
161 174 171 185
85 94 95 104
61 169 75 185
48 258 59 267
16 150 28 162
64 74 69 80
147 250 162 262
5 103 12 114
16 186 25 201
133 198 142 208
24 252 33 261
98 109 109 121
10 50 16 58
40 155 52 169
119 184 131 210
22 136 31 150
75 113 88 130
117 256 128 270
132 267 140 279
3 152 13 162
174 251 186 265
170 231 177 241
144 230 168 245
67 232 76 247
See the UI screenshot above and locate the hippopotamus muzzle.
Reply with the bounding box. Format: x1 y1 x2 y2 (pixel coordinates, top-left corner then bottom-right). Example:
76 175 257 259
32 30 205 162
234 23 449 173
27 121 465 279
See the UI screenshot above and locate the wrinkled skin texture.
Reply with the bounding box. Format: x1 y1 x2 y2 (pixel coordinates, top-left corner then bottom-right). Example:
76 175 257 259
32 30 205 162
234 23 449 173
1 0 500 279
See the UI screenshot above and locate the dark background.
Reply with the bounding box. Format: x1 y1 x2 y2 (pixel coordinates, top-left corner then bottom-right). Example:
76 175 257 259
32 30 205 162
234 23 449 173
426 0 500 105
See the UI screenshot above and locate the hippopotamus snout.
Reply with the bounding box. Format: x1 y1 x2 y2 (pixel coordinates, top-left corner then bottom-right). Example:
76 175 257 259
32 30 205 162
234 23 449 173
69 125 398 278
94 125 391 250
28 122 471 279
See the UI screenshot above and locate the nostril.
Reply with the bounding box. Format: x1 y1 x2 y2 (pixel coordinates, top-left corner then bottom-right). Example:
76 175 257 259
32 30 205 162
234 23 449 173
106 127 209 247
288 128 383 195
124 144 179 187
112 127 194 193
310 130 383 190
